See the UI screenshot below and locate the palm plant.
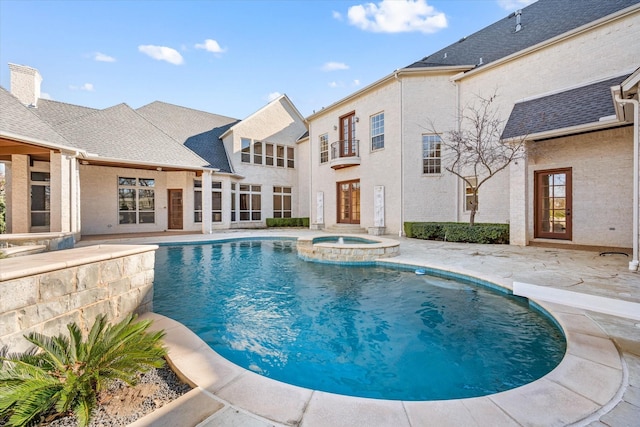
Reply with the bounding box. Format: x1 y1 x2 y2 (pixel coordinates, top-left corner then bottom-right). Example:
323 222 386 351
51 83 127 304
0 314 166 427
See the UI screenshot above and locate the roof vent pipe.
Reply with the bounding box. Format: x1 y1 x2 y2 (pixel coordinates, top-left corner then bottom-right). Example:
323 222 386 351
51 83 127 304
515 9 522 32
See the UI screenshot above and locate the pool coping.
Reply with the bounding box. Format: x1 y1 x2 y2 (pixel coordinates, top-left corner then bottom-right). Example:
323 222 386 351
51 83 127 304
133 236 628 427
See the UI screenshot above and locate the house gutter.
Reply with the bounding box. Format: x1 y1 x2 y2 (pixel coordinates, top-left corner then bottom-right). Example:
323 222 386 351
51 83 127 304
614 93 639 271
395 70 404 236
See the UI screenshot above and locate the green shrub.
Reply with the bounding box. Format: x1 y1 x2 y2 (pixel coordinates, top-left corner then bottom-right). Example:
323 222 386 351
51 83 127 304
404 222 509 244
0 314 166 427
266 217 310 228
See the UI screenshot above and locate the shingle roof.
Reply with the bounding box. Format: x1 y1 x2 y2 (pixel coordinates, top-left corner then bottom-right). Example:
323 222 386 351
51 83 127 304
32 99 98 126
0 86 71 148
53 103 211 168
406 0 639 70
501 75 631 139
136 101 238 173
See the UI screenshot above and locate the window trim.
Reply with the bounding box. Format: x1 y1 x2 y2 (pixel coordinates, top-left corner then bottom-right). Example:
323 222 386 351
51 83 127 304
370 112 384 151
239 184 262 221
422 134 442 175
118 176 156 225
319 133 329 164
273 186 292 218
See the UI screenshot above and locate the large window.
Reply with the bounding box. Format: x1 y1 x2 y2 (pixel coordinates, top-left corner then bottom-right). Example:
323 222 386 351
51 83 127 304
231 183 237 222
265 143 274 166
240 138 292 168
239 184 261 221
277 145 285 167
273 186 292 218
194 179 202 222
254 142 263 165
320 134 328 163
422 134 442 174
464 177 478 211
241 138 251 163
212 181 222 222
371 112 384 151
118 177 155 224
30 171 50 229
287 147 294 168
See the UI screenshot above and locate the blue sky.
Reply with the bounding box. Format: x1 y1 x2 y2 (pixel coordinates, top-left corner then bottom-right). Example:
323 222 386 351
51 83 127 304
0 0 535 119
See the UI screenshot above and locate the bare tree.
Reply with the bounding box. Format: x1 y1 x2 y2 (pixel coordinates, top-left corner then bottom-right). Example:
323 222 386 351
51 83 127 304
430 92 525 226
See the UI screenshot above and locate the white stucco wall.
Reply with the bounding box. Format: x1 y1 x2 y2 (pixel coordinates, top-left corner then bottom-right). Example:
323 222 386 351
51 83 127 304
526 127 633 248
308 78 405 234
222 96 307 225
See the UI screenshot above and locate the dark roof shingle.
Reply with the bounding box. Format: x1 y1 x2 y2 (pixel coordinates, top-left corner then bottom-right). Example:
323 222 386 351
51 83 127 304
136 101 238 173
501 75 631 139
406 0 639 70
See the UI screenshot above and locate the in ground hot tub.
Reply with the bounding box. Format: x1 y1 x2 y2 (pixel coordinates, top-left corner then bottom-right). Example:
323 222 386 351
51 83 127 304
297 234 400 264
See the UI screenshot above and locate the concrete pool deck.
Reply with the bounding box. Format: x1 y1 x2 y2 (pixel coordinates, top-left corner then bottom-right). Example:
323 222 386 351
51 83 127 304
78 230 640 426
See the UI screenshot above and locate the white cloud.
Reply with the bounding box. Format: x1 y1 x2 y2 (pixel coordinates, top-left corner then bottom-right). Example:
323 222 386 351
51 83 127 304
138 45 184 65
94 52 116 62
322 61 349 72
69 83 94 92
497 0 537 10
332 10 342 20
195 39 227 54
267 92 282 102
347 0 447 34
328 81 341 88
40 92 52 100
353 79 361 86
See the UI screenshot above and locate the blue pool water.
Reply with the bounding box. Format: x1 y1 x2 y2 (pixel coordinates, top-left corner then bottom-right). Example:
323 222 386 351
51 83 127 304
153 240 566 401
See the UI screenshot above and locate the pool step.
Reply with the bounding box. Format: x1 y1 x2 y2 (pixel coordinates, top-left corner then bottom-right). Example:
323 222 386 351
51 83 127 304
0 244 47 258
324 224 367 234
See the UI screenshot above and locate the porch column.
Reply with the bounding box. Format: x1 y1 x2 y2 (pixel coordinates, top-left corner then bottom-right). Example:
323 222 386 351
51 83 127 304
50 152 72 232
509 155 528 246
201 171 212 234
8 154 29 233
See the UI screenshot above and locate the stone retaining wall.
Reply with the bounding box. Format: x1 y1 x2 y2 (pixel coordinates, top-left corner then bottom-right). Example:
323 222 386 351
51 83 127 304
0 244 158 352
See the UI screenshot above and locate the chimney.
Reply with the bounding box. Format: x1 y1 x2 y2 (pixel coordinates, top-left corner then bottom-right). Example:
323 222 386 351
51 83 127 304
9 63 43 107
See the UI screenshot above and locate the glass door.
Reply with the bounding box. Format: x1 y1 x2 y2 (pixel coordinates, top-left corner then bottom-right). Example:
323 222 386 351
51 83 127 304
340 113 357 157
337 180 360 224
535 168 572 239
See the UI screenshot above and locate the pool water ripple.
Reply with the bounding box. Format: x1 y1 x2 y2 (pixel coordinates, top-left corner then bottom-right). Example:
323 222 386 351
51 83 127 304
153 240 566 401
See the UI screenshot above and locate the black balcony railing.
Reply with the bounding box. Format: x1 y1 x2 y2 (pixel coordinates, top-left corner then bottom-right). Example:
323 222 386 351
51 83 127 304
330 140 360 160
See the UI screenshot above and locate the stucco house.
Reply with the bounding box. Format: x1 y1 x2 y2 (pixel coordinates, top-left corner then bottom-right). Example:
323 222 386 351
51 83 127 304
0 64 308 238
305 0 640 269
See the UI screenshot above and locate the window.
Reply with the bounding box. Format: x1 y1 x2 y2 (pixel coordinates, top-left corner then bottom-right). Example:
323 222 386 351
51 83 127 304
231 183 237 222
241 138 251 163
287 147 294 168
276 145 285 167
194 179 202 222
422 134 442 174
320 134 328 163
254 141 263 165
265 143 274 166
464 177 478 211
118 177 155 224
239 184 261 221
273 186 292 218
30 171 51 228
371 112 384 150
212 181 222 222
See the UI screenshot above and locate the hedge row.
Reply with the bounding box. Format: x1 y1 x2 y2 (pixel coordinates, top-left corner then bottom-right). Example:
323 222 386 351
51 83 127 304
266 217 310 227
404 222 509 244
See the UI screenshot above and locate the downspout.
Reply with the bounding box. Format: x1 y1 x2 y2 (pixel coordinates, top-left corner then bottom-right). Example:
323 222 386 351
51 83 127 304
615 93 639 271
395 70 404 236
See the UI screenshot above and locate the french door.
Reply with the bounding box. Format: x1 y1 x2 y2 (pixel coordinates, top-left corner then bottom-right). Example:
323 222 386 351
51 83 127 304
337 180 360 224
534 168 572 239
340 112 357 157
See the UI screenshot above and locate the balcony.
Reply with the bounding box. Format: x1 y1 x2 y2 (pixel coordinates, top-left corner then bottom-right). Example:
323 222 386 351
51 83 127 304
330 140 361 169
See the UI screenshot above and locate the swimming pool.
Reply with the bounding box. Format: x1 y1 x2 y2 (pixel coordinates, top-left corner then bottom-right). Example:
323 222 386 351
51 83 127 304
153 239 566 401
